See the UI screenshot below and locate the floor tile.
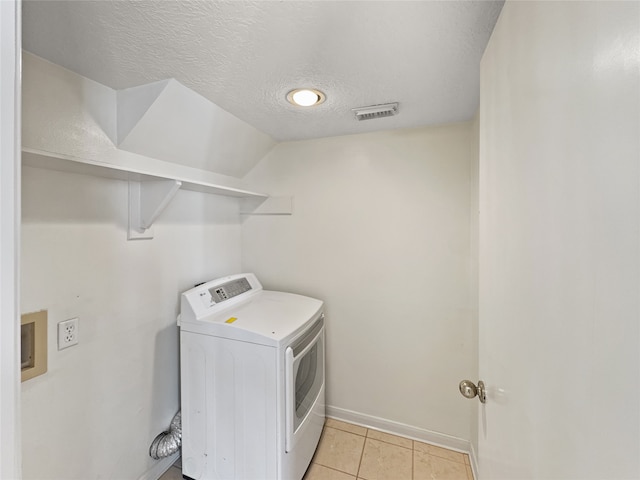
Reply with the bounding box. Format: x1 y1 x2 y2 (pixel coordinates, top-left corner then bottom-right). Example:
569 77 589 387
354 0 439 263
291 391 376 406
169 419 474 480
366 429 413 449
358 438 412 480
413 441 466 464
158 465 183 480
304 463 357 480
414 451 470 480
313 427 366 475
325 418 367 436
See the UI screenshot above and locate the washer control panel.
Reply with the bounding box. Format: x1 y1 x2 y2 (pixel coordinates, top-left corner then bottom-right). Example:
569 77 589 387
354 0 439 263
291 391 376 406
209 277 252 303
181 273 262 322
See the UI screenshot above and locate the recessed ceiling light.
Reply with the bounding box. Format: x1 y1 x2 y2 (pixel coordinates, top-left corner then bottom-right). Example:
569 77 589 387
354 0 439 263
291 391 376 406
287 88 326 107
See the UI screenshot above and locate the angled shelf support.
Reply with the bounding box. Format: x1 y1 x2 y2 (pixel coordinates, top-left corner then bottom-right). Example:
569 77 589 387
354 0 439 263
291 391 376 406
128 179 182 240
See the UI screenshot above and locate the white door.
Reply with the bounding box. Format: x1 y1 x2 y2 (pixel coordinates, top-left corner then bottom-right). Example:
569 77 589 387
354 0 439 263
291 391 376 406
478 2 639 479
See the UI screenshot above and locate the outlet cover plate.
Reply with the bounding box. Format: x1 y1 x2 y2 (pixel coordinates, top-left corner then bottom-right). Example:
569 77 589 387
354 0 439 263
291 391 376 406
58 317 79 350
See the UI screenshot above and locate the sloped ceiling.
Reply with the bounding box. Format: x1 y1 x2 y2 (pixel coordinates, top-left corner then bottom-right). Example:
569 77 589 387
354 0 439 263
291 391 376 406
116 79 276 176
22 1 503 142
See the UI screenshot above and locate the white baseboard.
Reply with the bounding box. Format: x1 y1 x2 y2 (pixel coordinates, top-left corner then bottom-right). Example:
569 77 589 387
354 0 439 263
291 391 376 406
139 413 475 480
137 452 180 480
469 441 479 480
326 405 471 454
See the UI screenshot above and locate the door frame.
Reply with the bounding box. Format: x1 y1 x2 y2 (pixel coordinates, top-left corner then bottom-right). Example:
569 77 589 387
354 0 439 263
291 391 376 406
0 0 21 478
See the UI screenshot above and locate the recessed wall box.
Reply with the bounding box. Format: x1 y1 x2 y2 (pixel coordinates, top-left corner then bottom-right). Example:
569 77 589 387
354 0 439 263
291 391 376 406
21 310 48 382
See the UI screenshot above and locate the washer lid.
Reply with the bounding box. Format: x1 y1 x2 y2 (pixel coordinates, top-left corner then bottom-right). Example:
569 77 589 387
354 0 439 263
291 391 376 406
180 290 323 346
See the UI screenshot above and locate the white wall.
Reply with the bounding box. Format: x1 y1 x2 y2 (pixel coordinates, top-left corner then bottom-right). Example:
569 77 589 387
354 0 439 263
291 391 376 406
20 46 251 480
478 1 639 478
21 165 243 479
242 124 475 444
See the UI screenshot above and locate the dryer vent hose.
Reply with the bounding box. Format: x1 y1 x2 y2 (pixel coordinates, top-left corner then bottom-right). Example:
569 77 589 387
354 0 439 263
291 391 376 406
149 411 182 460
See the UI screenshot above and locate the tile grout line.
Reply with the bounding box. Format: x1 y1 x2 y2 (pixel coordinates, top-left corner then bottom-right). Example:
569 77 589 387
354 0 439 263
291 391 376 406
355 430 369 480
315 463 359 479
415 450 470 467
422 451 469 466
312 426 365 478
330 419 463 452
313 458 355 477
325 420 470 479
411 443 414 480
327 424 367 437
332 425 414 452
366 435 413 453
332 423 467 464
412 438 469 466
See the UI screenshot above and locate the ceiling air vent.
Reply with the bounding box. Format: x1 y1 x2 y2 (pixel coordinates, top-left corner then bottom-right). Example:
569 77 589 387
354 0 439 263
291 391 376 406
352 103 398 121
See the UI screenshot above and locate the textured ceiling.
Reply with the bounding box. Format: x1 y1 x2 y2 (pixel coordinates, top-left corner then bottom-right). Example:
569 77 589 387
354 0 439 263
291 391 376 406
22 1 504 142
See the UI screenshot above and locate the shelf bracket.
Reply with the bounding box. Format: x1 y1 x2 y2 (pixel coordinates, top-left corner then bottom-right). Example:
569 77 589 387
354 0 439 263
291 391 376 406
128 179 182 240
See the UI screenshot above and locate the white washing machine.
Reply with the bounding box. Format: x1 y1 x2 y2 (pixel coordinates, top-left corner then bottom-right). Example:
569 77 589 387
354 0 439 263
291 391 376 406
178 273 325 480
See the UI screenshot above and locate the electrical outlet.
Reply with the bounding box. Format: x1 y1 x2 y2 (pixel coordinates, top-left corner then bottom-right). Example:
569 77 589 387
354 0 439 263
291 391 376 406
58 318 79 350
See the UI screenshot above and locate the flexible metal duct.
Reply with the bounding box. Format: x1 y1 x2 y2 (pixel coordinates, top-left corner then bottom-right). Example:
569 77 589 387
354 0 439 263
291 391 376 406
149 411 181 460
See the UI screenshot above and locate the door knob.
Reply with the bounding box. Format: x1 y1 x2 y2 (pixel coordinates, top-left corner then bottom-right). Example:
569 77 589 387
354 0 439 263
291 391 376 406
459 380 486 403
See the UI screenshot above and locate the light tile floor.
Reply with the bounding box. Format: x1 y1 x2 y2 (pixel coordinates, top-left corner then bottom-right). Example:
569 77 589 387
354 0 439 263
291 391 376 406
159 419 474 480
305 419 474 480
